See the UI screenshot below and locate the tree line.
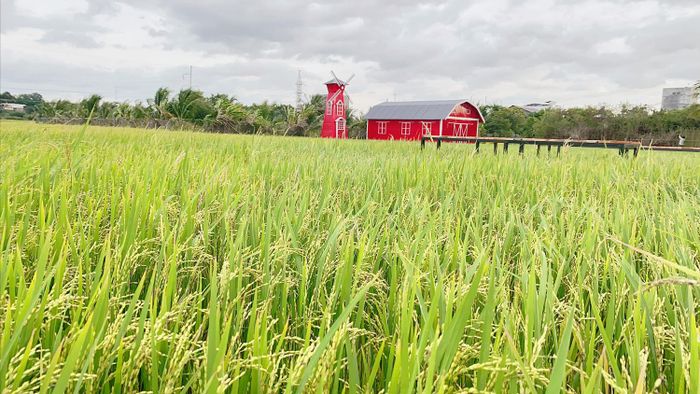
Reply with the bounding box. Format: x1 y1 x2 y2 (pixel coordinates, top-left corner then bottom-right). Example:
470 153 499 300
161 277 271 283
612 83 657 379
2 87 699 145
1 89 367 138
481 103 700 145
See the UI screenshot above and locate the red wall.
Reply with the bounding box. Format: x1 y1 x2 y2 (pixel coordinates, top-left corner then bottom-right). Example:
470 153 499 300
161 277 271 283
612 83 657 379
367 119 441 140
367 119 479 141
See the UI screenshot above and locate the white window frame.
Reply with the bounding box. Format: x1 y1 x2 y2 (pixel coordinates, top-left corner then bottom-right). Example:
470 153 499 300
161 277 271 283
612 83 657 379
335 117 346 137
377 121 387 135
336 100 344 116
326 100 333 115
421 121 432 135
400 122 411 136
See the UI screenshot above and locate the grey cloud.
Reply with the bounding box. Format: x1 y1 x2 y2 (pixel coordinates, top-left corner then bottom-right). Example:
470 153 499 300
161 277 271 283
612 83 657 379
1 0 698 109
39 30 101 48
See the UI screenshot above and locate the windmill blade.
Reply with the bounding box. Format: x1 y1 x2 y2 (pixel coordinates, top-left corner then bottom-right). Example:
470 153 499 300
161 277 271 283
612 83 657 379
345 74 355 84
330 70 343 86
328 88 343 102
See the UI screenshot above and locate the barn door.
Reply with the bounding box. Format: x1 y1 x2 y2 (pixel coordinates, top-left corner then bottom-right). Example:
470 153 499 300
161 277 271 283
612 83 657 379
452 122 468 137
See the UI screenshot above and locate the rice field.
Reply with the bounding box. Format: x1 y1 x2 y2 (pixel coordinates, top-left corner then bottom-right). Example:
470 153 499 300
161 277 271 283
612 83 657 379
1 119 699 393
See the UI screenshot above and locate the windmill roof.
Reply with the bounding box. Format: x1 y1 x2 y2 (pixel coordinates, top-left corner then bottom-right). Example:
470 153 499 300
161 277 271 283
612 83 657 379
365 99 484 121
325 79 347 85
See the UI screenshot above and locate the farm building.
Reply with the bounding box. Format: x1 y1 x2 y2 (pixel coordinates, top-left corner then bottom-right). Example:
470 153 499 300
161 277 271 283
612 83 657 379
321 76 351 139
365 100 484 140
662 87 696 110
0 103 26 112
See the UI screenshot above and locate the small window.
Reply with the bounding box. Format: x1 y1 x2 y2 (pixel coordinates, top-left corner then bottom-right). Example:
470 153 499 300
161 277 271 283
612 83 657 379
336 101 344 116
326 100 333 115
378 121 387 135
421 121 432 135
401 122 411 136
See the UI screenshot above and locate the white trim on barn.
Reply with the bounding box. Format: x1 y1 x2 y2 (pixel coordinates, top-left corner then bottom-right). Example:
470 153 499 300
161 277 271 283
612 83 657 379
445 116 482 121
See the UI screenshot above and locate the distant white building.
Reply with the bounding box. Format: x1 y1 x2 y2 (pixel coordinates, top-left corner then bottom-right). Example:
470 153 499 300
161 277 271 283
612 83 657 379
662 87 696 110
513 101 555 114
0 103 26 112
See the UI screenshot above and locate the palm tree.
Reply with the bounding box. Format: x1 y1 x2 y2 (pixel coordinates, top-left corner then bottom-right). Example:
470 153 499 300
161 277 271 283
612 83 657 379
131 102 149 120
97 102 117 119
168 89 205 120
112 103 133 119
293 94 325 136
281 105 302 136
80 94 101 117
148 87 171 119
206 97 248 131
248 101 281 134
347 115 367 139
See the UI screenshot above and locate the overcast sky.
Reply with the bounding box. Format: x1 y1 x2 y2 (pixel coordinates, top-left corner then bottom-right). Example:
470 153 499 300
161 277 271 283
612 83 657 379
1 0 698 112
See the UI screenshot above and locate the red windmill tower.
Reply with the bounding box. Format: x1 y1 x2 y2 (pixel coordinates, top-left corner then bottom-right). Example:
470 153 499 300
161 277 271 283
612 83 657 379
321 71 354 138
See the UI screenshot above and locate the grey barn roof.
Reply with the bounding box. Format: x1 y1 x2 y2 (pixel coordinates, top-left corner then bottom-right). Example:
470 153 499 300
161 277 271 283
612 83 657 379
365 99 483 121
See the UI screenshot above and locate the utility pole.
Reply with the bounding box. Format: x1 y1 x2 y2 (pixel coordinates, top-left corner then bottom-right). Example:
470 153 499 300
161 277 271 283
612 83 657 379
183 66 192 89
295 70 303 112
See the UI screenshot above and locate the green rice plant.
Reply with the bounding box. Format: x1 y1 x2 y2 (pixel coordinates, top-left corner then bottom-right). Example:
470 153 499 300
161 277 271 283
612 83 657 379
1 119 699 393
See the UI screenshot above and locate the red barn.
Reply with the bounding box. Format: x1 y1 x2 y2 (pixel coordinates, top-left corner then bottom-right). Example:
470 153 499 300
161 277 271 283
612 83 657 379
365 100 484 141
